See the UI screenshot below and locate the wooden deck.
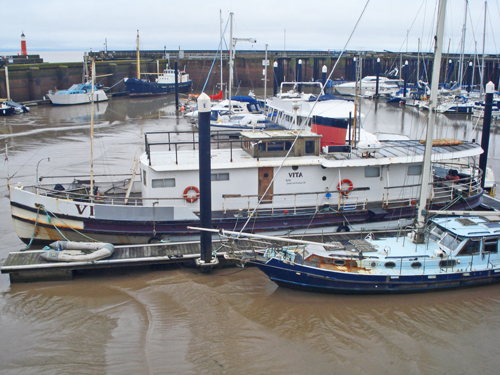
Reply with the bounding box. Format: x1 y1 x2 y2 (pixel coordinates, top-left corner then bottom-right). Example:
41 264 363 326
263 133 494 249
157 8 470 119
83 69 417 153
0 232 375 283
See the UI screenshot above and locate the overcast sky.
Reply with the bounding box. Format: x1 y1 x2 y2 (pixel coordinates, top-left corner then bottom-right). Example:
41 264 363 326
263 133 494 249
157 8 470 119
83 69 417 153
1 0 499 59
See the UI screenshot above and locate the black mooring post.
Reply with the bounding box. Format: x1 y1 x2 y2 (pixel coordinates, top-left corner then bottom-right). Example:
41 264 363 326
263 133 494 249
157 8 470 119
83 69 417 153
375 58 380 97
175 61 179 110
479 81 494 190
198 93 212 265
467 61 473 94
403 60 408 98
297 59 302 93
273 61 278 96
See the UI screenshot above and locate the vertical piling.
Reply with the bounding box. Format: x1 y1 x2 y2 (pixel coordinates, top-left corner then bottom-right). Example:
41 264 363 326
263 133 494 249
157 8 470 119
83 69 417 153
273 61 278 96
174 61 179 110
375 58 380 97
479 81 494 190
5 66 10 101
297 59 302 92
403 60 408 97
197 93 214 271
467 61 473 94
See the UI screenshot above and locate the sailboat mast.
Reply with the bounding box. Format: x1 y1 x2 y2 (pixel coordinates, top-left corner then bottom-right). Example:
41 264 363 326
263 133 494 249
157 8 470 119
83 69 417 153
415 0 447 239
417 38 420 84
458 0 468 89
220 10 224 98
229 12 234 115
264 44 268 114
480 1 487 95
90 59 96 198
136 30 140 80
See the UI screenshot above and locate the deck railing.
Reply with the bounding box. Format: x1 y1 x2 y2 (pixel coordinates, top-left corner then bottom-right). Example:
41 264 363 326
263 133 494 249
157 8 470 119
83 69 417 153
383 163 483 209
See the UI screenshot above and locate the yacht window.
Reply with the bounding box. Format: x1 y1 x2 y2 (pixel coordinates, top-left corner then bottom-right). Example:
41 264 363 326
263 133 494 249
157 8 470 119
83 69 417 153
152 178 175 188
439 233 463 251
457 238 481 256
211 173 229 181
408 165 422 176
365 166 380 178
143 170 147 187
305 140 315 154
484 238 499 253
429 226 445 242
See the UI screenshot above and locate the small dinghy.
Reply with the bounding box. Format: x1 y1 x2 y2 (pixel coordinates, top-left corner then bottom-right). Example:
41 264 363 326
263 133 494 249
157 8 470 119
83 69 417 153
41 241 114 262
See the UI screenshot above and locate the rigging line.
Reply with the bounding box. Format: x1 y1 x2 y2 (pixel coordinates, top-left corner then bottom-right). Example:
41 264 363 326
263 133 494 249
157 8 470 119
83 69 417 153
201 18 230 94
487 6 498 55
7 147 43 180
237 0 372 237
395 0 428 55
105 78 124 92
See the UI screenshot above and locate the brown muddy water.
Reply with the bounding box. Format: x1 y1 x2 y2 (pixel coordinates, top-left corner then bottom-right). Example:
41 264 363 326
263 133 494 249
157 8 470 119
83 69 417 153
1 94 500 375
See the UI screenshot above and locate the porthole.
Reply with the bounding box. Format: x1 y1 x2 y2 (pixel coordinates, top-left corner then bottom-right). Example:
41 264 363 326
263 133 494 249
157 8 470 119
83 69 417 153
263 173 269 178
292 166 299 171
322 176 327 181
385 262 396 268
334 260 346 266
411 262 422 269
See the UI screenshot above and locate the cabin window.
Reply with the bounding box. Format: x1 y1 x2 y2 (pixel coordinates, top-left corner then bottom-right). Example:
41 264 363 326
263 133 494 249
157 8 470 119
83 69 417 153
384 262 396 268
151 178 175 188
365 166 380 178
266 141 292 152
411 262 422 269
143 170 147 187
408 165 422 176
429 226 445 242
305 140 315 154
334 260 346 266
484 238 499 253
457 238 481 256
211 173 229 181
439 233 463 251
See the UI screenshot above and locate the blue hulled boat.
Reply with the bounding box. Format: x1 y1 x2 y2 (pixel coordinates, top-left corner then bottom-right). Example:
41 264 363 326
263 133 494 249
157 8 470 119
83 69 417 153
124 68 192 96
124 30 192 96
245 216 500 294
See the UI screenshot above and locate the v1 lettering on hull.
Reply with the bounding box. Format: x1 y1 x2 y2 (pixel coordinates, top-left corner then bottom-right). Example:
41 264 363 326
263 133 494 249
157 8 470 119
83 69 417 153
75 204 95 216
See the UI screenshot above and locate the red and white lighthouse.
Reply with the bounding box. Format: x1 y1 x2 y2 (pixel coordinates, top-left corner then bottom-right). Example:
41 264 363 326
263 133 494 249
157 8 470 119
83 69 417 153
21 32 27 56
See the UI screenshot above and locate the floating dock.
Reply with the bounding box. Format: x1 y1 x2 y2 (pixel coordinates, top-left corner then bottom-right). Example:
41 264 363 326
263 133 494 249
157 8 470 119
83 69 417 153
1 232 371 283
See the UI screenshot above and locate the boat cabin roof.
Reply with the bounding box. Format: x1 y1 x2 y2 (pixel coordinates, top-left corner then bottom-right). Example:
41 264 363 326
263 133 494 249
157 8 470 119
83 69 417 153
432 216 500 238
141 130 482 172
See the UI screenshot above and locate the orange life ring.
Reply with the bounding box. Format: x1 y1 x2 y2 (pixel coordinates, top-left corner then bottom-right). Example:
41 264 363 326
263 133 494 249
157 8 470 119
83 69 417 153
337 179 354 196
183 186 200 203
